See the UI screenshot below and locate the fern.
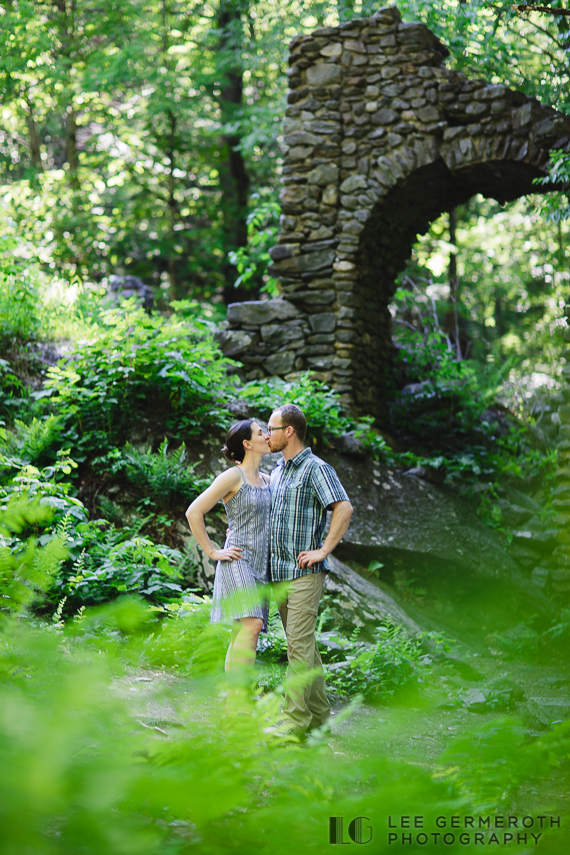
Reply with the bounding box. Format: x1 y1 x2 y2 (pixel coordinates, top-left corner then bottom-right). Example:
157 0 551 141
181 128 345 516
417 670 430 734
122 439 209 511
97 495 123 525
12 415 63 464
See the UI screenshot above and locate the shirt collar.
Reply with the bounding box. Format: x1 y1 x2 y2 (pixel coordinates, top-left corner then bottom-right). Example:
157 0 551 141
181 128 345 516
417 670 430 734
285 446 312 468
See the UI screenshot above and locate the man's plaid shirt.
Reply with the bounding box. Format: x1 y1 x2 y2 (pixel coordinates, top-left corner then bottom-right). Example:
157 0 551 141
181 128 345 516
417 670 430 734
269 447 350 582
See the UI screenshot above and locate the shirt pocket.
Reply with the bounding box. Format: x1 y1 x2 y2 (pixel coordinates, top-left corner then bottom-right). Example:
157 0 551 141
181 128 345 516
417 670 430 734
284 478 304 493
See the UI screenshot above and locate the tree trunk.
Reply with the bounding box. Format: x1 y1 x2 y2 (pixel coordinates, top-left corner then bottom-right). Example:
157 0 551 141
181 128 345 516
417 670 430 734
65 108 80 189
167 109 178 295
217 0 252 304
26 105 43 169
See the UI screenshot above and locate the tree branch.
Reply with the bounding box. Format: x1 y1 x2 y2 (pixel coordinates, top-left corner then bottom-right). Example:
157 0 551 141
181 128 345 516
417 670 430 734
515 4 570 16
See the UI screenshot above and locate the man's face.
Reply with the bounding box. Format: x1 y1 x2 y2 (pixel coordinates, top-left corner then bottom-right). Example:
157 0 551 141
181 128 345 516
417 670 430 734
266 411 291 452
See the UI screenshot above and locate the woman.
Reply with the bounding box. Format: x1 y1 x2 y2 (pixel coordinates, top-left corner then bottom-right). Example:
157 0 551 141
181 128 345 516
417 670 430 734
185 420 271 672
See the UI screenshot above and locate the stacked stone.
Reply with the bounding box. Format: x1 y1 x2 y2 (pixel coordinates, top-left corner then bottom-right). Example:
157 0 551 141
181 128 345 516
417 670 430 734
219 4 570 417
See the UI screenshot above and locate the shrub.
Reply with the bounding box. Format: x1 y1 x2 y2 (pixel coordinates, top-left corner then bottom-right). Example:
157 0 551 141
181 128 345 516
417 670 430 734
121 439 210 511
325 624 433 701
0 454 188 609
0 358 27 419
0 494 67 615
42 301 235 458
59 535 183 605
0 236 42 346
1 415 64 466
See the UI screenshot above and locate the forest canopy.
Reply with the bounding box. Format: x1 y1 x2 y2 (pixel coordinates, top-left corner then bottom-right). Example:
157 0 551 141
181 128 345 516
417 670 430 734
0 1 568 329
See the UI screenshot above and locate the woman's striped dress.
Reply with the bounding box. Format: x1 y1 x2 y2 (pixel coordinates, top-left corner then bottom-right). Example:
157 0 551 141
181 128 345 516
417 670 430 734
210 468 270 630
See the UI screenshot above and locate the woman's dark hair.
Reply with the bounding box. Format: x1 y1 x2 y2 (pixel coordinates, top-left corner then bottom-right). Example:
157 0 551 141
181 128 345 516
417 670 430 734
222 419 254 463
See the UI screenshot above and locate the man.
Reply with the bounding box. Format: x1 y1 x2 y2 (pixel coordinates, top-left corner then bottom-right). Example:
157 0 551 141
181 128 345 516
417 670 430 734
266 404 353 736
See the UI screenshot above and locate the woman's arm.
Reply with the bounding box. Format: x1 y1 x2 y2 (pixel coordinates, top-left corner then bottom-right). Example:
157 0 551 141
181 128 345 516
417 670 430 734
185 468 244 562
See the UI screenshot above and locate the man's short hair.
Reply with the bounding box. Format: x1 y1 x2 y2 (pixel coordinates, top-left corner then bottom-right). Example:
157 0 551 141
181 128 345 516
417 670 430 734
275 404 307 442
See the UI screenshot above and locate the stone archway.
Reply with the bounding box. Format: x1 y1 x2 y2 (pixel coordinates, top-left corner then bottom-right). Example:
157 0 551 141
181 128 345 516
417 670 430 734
217 4 570 418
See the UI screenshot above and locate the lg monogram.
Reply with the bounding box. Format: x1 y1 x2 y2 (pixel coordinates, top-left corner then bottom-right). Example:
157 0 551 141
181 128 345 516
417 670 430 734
329 817 373 845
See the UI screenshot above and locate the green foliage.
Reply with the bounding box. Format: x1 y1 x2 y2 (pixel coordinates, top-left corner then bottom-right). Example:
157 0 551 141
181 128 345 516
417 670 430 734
0 236 42 345
392 283 510 445
535 150 570 223
3 605 569 855
228 195 280 296
4 415 64 465
0 454 188 608
437 716 570 810
42 301 235 458
325 625 434 701
61 535 183 605
543 607 570 645
238 373 391 457
119 439 210 511
0 358 27 419
0 494 66 615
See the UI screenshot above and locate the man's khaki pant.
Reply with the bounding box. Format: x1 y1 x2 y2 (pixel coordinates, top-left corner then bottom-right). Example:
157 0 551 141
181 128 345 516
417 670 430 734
274 572 330 734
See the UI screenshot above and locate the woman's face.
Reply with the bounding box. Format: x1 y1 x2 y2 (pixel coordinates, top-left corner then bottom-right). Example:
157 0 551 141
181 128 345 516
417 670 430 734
244 422 271 456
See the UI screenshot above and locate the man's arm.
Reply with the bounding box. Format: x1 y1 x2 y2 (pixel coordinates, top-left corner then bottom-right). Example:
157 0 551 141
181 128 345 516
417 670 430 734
297 500 353 569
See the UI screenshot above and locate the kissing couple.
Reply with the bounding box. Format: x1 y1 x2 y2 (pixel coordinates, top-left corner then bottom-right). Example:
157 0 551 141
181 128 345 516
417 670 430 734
186 403 353 737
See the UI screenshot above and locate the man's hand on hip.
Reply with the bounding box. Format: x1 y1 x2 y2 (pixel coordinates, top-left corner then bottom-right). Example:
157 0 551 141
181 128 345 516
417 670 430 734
297 547 327 569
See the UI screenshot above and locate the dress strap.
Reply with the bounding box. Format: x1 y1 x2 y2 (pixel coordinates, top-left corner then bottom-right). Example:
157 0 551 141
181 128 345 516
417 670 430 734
237 466 246 483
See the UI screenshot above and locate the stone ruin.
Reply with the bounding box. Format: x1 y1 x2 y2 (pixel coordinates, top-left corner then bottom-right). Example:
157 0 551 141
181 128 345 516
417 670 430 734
216 4 570 420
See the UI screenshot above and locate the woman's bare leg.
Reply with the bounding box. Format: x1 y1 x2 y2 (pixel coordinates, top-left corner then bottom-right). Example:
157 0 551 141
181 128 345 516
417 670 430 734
225 621 241 671
225 617 263 672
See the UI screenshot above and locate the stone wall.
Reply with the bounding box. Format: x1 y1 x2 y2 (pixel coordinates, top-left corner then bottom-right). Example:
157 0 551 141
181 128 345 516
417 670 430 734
217 4 570 418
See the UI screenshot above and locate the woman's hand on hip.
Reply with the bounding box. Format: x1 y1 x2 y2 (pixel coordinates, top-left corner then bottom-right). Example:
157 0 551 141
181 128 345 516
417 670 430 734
211 545 243 562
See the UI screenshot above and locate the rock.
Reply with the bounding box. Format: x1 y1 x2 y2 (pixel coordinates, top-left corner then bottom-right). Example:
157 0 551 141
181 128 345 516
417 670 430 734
496 500 533 528
333 434 368 459
260 321 305 347
486 676 524 709
326 554 424 635
512 528 557 551
214 329 254 357
265 351 296 375
404 465 446 485
532 567 550 588
508 543 543 568
504 486 542 515
340 175 368 193
322 453 556 620
371 108 399 125
525 697 570 726
227 300 301 326
268 243 299 261
307 62 342 86
308 164 339 185
222 8 570 417
416 105 440 122
495 623 540 653
224 400 254 420
269 249 335 275
534 115 570 139
461 689 488 712
309 312 337 333
109 275 154 310
559 405 570 424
